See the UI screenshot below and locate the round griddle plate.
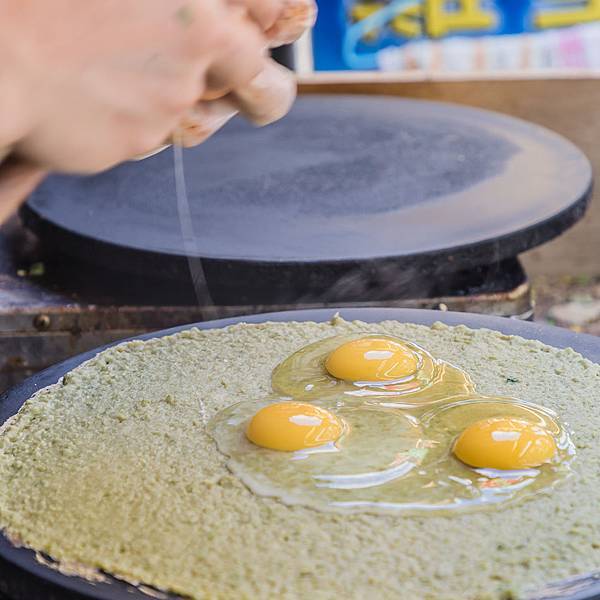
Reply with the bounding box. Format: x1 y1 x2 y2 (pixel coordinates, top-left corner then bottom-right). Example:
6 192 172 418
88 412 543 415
0 309 599 600
23 96 592 303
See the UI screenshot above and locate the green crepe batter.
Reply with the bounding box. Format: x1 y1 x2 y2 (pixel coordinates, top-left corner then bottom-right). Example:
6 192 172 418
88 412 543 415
0 317 598 599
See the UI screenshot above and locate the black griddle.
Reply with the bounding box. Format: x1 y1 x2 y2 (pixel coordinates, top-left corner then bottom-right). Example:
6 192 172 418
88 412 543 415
22 96 592 305
0 308 599 600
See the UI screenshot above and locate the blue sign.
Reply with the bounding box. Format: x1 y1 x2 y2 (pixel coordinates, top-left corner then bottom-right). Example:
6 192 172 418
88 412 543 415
312 0 600 71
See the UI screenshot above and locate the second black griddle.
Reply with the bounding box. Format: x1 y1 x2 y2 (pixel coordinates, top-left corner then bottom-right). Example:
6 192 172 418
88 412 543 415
23 96 592 305
0 308 599 600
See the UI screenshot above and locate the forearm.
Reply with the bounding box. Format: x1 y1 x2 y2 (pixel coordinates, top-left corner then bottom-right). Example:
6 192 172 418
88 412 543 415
0 158 47 223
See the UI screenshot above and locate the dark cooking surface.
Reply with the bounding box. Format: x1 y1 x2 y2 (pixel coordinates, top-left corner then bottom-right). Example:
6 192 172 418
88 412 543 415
24 96 591 293
0 308 599 600
0 218 533 394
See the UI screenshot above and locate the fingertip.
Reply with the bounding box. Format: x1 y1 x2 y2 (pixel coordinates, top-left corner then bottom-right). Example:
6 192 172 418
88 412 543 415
228 0 281 32
267 0 318 47
231 58 297 126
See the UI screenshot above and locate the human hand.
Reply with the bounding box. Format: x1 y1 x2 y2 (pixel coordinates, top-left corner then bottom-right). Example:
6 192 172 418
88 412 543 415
172 0 317 148
0 0 297 172
0 0 317 222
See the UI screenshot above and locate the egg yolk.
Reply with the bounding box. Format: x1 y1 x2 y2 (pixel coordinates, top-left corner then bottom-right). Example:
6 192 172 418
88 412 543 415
246 402 344 452
453 417 557 470
325 337 419 383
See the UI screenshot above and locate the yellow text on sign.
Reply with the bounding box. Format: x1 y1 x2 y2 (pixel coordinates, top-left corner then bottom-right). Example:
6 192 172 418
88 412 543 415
351 1 497 41
351 2 422 39
535 0 600 29
425 0 496 38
